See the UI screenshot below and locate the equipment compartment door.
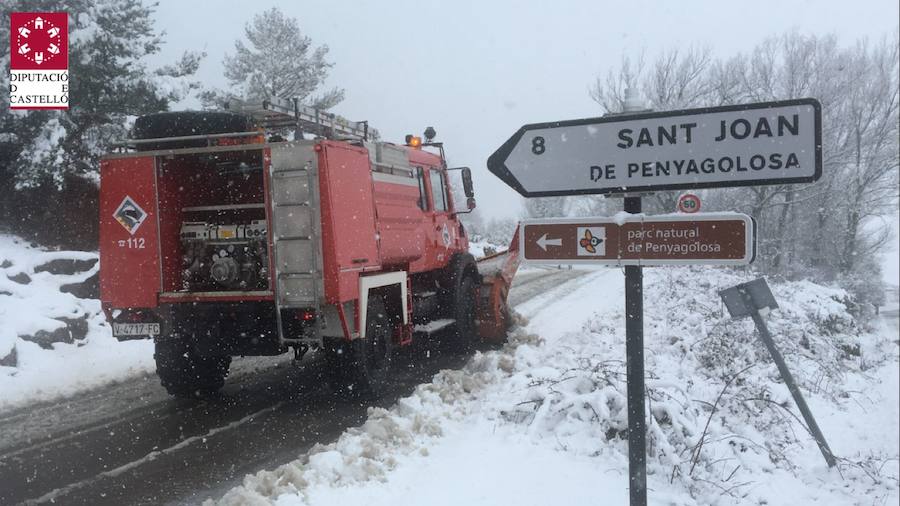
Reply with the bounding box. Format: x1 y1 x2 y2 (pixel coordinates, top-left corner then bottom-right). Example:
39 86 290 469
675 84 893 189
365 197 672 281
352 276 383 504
317 141 381 304
99 156 162 308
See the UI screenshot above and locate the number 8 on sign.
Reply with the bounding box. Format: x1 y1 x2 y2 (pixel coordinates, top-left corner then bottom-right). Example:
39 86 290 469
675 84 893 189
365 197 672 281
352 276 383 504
677 193 701 213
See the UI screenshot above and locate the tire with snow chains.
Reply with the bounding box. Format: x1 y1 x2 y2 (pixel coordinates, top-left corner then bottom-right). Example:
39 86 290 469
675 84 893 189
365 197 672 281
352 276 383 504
448 275 478 352
325 296 393 398
154 339 231 398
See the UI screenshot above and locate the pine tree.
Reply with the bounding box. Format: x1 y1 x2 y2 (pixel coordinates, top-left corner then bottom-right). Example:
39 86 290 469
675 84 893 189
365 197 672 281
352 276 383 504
220 7 344 109
0 0 202 247
524 197 568 218
590 30 899 304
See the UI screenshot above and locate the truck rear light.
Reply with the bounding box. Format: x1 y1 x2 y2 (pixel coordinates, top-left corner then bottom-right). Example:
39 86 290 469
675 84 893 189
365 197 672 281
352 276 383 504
295 309 316 321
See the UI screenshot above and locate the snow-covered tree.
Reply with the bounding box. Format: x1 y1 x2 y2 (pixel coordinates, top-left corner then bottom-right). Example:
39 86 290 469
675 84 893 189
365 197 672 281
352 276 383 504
568 195 617 217
1 0 202 186
589 30 899 295
523 197 567 218
833 36 899 274
0 0 203 247
590 46 716 215
219 7 343 109
463 212 518 247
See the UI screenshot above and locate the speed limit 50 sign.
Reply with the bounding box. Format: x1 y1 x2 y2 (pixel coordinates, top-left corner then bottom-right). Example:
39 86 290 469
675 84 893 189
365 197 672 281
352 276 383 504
677 194 701 213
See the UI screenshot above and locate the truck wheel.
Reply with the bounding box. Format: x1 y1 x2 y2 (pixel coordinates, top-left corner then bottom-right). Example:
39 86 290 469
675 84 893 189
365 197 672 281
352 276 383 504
325 296 393 397
449 275 478 352
154 339 231 398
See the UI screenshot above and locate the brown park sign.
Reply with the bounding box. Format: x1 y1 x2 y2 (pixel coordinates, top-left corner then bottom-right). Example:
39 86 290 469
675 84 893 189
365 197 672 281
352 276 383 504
520 213 755 266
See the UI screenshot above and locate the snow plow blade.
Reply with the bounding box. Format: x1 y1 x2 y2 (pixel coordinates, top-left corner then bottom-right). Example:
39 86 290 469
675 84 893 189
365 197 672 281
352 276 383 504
476 228 521 343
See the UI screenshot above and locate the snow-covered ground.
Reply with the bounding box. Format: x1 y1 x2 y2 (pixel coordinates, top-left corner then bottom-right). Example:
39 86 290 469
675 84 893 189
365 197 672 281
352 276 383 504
214 267 899 506
0 235 154 411
468 239 506 259
2 230 897 505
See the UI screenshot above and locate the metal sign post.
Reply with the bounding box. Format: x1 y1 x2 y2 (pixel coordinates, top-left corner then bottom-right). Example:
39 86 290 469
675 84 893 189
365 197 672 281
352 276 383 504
719 278 837 468
622 92 647 506
487 92 822 506
623 194 647 506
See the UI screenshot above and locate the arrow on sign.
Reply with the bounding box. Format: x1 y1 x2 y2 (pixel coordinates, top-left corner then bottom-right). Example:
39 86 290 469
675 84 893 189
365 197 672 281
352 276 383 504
520 213 756 266
487 98 822 198
537 233 562 251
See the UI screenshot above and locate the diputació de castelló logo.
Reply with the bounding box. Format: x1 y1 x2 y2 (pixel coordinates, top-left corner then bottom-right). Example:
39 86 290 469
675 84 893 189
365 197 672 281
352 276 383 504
9 12 69 110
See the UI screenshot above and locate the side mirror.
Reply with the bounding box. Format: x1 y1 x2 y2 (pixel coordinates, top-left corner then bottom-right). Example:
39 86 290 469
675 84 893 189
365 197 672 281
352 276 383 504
467 197 477 210
461 167 474 198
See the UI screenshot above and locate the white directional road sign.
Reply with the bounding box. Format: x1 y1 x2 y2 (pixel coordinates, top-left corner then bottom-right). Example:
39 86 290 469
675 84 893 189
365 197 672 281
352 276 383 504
488 99 822 197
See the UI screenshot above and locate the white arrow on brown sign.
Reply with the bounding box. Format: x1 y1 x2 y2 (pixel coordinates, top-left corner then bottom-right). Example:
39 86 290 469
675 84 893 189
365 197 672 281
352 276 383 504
520 213 755 266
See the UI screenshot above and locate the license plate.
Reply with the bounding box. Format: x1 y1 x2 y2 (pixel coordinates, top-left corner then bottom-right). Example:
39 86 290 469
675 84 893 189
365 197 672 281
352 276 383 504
112 322 160 337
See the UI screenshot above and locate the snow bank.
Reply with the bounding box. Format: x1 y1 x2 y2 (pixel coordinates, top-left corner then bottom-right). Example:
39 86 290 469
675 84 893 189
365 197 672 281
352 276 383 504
213 342 515 505
212 267 898 506
499 267 898 504
0 235 154 411
468 239 505 259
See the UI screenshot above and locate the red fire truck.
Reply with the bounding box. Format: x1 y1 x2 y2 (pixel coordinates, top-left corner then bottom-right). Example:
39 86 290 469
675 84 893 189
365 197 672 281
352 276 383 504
99 98 519 398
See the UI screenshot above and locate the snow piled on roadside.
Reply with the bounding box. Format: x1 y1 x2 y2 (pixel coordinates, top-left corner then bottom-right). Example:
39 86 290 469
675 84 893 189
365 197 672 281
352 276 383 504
468 239 505 259
213 333 539 506
213 267 898 506
0 235 154 411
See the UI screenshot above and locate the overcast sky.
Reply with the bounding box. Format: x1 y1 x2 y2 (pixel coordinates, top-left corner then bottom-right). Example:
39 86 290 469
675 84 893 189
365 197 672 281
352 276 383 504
148 0 898 221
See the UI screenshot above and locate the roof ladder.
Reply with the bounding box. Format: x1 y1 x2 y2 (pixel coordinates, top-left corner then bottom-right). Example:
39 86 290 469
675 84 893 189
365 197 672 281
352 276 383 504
226 96 372 140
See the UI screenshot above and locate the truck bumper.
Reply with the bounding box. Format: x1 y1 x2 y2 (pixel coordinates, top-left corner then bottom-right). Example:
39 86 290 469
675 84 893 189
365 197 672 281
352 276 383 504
108 301 310 357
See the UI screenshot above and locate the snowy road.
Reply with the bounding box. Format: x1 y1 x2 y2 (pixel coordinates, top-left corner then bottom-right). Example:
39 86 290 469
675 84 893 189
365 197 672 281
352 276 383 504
0 268 588 506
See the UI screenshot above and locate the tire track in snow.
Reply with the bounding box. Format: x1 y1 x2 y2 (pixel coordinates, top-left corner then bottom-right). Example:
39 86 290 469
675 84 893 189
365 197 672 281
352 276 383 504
24 403 285 505
515 268 624 337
